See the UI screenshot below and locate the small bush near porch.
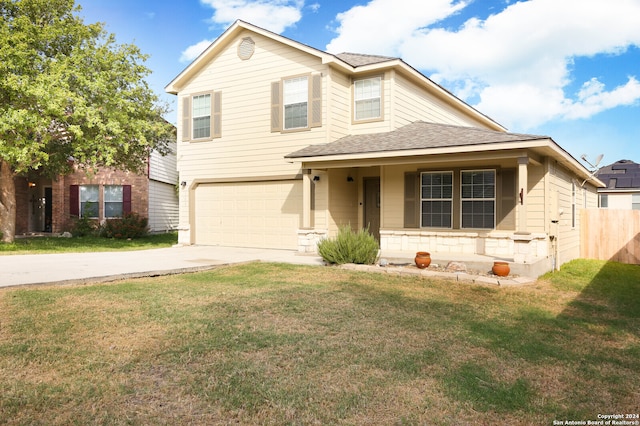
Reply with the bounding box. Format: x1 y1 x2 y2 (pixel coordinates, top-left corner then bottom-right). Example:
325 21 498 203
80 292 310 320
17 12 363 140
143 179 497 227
317 225 379 264
0 260 637 424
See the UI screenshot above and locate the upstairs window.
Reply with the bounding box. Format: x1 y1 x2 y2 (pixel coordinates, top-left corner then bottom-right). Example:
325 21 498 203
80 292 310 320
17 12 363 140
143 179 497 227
354 76 381 121
633 193 640 210
192 93 211 139
461 170 495 229
283 76 308 130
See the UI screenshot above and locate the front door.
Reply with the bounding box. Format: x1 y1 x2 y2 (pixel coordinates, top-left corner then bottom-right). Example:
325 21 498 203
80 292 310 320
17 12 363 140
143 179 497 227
363 177 380 241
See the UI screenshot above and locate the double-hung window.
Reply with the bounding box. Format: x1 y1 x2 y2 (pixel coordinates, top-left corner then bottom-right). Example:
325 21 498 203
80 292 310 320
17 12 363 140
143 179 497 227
79 185 99 218
354 76 381 121
461 170 495 229
192 93 211 139
104 185 124 218
421 172 453 228
283 76 308 130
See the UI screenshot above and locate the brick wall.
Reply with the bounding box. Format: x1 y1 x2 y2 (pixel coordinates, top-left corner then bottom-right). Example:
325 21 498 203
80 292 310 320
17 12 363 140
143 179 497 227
55 167 149 233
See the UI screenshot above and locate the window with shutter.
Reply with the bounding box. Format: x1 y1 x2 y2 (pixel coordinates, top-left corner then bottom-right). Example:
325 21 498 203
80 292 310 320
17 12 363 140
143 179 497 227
273 74 322 132
183 91 220 141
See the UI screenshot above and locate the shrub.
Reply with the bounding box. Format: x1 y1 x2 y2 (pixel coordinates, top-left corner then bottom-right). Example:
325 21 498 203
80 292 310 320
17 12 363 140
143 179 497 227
317 225 379 265
99 212 149 239
71 216 99 237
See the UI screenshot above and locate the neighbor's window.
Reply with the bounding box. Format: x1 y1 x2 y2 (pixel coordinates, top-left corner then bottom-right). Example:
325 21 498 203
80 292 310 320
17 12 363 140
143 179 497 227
192 93 211 139
421 171 453 228
354 76 381 121
80 185 99 218
600 194 608 208
461 170 495 229
633 193 640 210
283 76 308 129
104 185 123 218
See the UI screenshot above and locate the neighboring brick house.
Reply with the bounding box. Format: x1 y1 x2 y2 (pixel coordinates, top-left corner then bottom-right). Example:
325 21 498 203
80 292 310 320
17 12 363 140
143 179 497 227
595 159 640 210
13 144 178 235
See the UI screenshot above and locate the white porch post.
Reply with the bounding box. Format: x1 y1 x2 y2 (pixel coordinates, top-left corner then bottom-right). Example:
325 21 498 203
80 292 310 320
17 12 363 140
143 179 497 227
517 156 529 232
302 170 311 229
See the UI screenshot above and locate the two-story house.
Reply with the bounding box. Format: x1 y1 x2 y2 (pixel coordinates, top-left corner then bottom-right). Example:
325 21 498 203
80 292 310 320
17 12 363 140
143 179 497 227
165 20 603 277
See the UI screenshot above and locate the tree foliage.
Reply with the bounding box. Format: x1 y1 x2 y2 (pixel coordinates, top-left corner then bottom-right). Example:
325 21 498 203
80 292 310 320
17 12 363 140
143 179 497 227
0 0 174 242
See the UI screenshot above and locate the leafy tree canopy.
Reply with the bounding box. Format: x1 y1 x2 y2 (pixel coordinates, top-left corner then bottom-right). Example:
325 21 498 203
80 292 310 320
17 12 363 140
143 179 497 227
0 0 174 242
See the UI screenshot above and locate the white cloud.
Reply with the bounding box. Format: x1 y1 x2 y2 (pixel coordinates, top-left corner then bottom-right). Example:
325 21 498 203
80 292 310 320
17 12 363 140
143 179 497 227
199 0 304 33
180 39 214 62
327 0 640 130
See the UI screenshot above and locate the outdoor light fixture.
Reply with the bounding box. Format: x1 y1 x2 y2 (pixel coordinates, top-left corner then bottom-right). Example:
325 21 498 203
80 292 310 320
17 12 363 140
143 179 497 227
346 176 354 182
180 181 187 188
313 176 320 181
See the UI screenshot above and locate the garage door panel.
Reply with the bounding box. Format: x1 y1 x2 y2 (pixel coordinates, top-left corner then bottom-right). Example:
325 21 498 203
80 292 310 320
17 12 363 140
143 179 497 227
194 181 302 249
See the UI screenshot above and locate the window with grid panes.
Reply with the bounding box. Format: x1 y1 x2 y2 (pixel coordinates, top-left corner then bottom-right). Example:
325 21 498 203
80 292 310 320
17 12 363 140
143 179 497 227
283 76 308 129
192 94 211 139
420 171 453 228
461 170 495 229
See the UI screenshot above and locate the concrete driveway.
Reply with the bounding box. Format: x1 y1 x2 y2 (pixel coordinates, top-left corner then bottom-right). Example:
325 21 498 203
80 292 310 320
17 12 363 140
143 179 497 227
0 245 324 288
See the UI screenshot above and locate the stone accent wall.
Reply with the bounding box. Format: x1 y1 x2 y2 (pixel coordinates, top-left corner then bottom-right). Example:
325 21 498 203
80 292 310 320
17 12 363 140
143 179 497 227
379 229 549 263
297 228 329 253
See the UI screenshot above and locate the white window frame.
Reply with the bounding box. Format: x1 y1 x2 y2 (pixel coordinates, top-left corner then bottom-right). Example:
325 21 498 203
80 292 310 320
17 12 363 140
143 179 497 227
104 185 124 218
283 76 308 130
420 171 453 228
192 93 211 139
460 169 496 229
632 193 640 210
353 76 382 122
79 185 99 218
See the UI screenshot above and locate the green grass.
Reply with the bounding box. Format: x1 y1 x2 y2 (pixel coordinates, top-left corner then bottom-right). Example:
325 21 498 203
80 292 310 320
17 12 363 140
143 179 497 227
0 232 177 254
0 259 638 425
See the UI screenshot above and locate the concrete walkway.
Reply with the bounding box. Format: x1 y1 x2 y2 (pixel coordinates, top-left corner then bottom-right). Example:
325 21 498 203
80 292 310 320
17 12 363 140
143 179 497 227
0 245 324 288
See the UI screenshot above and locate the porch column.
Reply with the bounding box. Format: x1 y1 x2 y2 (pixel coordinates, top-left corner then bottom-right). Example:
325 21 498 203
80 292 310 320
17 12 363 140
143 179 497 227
517 157 529 232
302 170 311 228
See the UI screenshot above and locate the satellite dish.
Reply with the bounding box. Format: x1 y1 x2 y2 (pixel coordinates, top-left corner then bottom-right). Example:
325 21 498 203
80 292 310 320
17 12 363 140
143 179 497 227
593 154 603 167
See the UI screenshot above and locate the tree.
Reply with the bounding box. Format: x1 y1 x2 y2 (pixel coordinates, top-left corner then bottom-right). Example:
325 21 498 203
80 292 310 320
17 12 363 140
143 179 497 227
0 0 174 243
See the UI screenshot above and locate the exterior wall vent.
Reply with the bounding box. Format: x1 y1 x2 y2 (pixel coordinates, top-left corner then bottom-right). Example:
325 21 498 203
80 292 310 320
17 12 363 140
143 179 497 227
238 37 255 60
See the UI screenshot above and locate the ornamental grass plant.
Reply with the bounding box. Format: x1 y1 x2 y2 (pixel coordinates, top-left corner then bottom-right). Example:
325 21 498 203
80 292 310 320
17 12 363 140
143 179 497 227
317 225 379 265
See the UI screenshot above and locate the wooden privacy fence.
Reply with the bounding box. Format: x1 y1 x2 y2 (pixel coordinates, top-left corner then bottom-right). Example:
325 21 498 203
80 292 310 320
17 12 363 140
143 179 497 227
581 209 640 264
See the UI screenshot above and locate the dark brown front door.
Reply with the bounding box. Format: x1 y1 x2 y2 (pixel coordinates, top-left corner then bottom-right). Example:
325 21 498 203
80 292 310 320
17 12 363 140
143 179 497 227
364 177 380 241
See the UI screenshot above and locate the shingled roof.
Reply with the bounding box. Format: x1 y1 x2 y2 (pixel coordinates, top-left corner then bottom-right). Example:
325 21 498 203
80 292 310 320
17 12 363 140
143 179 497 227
286 121 547 159
595 159 640 189
334 52 399 67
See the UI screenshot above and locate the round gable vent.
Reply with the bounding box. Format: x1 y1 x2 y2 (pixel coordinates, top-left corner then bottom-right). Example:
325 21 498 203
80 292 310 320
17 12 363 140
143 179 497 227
238 37 255 60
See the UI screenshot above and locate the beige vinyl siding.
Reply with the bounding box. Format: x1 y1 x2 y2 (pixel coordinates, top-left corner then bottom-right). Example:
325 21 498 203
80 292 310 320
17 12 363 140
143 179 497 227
549 162 581 265
381 164 407 229
326 169 358 237
177 31 328 184
393 73 488 129
148 180 178 232
525 164 546 232
327 70 351 142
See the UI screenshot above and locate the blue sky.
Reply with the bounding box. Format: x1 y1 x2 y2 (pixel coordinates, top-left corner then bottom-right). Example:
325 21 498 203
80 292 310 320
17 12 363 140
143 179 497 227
77 0 640 168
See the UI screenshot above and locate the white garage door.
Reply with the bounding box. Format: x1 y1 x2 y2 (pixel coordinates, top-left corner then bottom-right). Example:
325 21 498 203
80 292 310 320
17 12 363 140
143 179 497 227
194 180 302 249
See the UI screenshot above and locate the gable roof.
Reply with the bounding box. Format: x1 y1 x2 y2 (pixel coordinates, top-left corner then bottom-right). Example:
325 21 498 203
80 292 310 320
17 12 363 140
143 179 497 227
165 20 505 131
286 121 546 158
596 159 640 189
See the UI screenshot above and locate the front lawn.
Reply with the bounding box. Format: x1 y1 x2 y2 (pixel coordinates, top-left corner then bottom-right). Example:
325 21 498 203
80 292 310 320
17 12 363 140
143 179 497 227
0 260 638 424
0 232 177 255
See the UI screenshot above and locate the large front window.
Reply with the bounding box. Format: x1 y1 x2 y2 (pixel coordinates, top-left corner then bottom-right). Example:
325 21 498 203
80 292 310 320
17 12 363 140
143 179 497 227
80 185 99 218
192 93 211 139
461 170 495 229
283 76 308 129
354 76 381 121
421 172 453 228
104 185 123 218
